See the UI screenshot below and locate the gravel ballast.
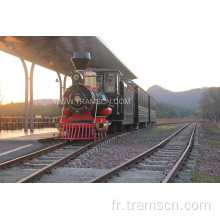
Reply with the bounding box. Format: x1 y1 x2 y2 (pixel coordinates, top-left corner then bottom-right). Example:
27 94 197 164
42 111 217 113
194 122 220 177
78 123 189 169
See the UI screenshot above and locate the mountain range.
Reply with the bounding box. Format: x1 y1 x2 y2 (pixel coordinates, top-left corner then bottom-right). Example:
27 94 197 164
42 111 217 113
147 85 208 109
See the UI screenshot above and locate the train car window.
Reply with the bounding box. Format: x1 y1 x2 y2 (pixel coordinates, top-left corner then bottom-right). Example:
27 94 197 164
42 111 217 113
96 75 103 89
140 92 142 106
139 91 141 105
141 92 143 106
145 95 146 107
116 74 119 94
141 91 143 106
105 73 115 92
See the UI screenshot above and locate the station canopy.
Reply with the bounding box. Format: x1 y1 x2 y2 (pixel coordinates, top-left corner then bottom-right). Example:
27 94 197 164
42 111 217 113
0 36 137 79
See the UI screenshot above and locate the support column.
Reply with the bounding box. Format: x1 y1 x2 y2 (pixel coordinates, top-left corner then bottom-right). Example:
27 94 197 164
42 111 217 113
64 74 67 91
30 64 35 133
13 48 29 133
56 72 63 115
56 72 62 101
64 64 75 91
30 38 57 133
20 59 29 133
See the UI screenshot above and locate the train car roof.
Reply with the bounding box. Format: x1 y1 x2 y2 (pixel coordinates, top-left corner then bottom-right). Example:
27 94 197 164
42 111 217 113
121 78 157 101
0 36 137 79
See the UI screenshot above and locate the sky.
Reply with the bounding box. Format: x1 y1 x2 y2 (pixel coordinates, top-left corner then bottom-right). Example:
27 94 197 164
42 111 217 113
0 0 220 103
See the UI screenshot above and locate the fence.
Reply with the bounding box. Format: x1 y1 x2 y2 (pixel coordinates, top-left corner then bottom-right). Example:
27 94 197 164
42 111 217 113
0 117 58 131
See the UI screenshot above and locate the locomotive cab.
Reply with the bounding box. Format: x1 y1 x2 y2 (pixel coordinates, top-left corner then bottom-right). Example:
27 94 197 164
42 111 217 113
94 69 121 97
92 69 122 118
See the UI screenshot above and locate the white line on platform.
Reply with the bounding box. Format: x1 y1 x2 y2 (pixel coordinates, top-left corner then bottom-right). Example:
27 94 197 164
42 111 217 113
0 144 33 157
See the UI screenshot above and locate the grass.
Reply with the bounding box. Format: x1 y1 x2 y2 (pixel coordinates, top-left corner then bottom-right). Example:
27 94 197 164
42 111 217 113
138 125 175 143
208 139 220 147
192 172 220 183
212 129 220 134
156 119 191 125
202 133 220 148
200 122 220 147
151 126 175 132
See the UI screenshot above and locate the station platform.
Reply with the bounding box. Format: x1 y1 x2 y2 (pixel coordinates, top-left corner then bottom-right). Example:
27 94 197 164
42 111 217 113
0 128 59 141
0 128 60 164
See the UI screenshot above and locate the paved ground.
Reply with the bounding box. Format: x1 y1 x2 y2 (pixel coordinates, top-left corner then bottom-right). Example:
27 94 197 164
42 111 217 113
0 128 58 140
0 140 46 163
0 129 59 164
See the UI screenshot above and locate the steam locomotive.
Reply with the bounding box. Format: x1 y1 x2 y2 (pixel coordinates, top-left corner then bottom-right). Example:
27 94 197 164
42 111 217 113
57 52 156 140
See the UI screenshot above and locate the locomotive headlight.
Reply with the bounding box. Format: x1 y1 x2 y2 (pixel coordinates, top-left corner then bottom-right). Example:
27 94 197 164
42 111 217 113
71 72 83 84
73 74 79 81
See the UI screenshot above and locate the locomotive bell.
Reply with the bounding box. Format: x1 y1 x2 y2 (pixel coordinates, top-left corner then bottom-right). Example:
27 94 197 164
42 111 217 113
71 52 91 70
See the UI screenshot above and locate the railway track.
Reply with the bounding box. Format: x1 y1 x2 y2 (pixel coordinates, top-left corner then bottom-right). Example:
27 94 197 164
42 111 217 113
0 131 129 183
89 122 197 183
0 121 195 183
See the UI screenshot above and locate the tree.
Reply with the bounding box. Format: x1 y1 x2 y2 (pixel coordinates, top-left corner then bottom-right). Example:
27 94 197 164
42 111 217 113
199 87 220 123
156 102 194 119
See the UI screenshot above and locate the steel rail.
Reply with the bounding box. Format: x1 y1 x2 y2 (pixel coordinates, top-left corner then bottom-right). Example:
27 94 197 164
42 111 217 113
17 131 129 183
162 123 197 183
89 122 191 183
0 141 70 170
155 121 194 126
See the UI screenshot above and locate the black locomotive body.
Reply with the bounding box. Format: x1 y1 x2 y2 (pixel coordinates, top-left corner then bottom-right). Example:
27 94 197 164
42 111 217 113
57 52 156 140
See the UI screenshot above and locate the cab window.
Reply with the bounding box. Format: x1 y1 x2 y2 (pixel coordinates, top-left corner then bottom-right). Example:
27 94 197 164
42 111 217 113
105 73 115 92
96 75 103 89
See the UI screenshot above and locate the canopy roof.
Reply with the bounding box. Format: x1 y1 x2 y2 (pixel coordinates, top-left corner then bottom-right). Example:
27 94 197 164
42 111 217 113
0 36 137 79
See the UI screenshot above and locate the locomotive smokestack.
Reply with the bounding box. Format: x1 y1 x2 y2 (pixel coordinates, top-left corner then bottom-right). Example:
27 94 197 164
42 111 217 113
71 52 91 70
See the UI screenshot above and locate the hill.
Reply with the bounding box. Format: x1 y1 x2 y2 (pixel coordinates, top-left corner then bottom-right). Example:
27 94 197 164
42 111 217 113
147 85 207 109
